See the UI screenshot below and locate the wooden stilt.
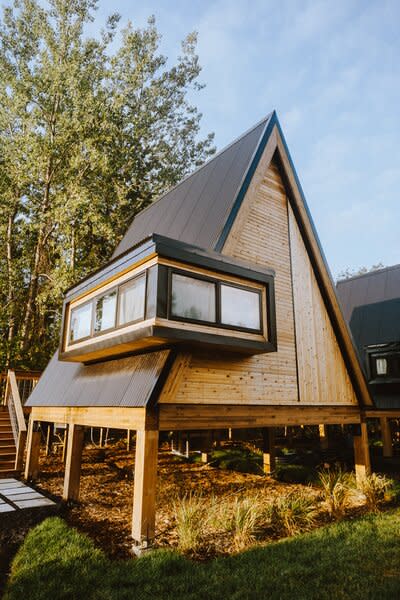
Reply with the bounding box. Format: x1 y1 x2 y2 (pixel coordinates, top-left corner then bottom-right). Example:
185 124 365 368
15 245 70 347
127 429 131 452
45 424 53 456
62 427 68 464
262 427 276 474
24 417 41 481
63 424 85 502
319 424 329 450
380 417 393 458
132 429 159 553
353 422 371 485
15 430 27 472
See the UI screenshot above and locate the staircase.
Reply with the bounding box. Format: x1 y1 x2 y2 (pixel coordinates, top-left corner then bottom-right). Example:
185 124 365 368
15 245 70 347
0 405 17 476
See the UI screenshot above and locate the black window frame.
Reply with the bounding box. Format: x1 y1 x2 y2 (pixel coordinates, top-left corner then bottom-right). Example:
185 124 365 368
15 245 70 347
116 271 147 329
167 267 264 335
93 288 118 336
366 346 400 383
69 299 94 344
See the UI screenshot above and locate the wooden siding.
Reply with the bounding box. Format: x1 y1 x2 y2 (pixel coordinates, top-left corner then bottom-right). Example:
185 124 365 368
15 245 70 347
288 205 358 405
160 156 299 406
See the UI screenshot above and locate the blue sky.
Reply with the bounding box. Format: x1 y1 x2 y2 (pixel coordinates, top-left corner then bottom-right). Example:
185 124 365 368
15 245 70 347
94 0 400 277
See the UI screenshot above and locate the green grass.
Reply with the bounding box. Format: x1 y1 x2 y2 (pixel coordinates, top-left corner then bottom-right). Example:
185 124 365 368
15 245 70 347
5 512 400 600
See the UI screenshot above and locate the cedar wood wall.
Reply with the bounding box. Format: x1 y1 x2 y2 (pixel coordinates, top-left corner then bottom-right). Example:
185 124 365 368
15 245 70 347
159 147 358 407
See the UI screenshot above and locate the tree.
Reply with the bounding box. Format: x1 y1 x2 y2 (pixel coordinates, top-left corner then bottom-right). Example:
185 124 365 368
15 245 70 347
336 263 385 282
0 0 215 371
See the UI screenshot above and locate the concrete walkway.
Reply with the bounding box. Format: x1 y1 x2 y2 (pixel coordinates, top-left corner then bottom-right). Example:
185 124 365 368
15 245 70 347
0 478 55 512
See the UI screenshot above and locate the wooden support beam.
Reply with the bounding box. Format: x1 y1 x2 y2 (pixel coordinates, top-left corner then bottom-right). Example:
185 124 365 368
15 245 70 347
353 423 371 485
380 417 393 458
15 430 27 472
262 427 276 474
45 424 53 457
319 424 329 450
63 424 85 502
24 417 41 481
132 430 159 553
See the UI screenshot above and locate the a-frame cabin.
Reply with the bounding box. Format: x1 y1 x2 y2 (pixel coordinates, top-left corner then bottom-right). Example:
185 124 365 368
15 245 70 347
26 111 373 552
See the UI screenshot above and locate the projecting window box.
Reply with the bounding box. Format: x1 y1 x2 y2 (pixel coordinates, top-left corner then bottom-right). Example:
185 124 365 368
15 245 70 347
60 235 277 363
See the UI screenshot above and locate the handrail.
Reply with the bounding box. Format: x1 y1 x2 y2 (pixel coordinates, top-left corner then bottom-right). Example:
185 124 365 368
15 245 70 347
8 370 27 434
5 369 28 471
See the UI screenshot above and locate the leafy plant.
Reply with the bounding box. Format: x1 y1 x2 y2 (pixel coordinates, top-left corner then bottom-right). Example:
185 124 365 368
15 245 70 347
275 464 316 484
209 447 263 475
268 491 316 536
318 468 354 519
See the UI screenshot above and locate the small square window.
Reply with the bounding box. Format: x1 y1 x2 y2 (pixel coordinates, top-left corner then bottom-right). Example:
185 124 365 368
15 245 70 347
376 358 387 376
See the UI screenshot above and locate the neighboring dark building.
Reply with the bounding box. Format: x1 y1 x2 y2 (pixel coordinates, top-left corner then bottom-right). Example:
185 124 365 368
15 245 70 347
337 265 400 409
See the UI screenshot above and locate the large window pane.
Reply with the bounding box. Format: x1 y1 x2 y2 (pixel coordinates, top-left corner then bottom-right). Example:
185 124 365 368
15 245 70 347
94 290 117 333
171 273 216 322
70 302 92 342
221 284 261 330
118 274 146 326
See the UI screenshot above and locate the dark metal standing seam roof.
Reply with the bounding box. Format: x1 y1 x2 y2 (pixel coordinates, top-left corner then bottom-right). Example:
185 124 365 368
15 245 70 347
112 115 272 258
27 350 171 407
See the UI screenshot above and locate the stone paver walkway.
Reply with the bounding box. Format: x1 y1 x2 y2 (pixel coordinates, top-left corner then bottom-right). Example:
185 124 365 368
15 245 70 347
0 478 55 512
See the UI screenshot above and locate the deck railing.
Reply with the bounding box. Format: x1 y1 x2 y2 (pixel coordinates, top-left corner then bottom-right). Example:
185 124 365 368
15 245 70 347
1 370 40 406
4 370 30 471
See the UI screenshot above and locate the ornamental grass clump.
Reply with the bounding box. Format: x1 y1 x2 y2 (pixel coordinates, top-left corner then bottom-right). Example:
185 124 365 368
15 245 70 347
359 473 393 513
226 496 263 551
318 467 354 520
268 491 316 537
173 493 206 553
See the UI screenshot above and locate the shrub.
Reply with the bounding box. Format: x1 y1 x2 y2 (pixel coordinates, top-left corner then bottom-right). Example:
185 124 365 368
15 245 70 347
275 464 316 484
318 468 354 519
359 473 393 513
173 493 206 553
225 496 263 550
209 447 263 474
268 491 316 537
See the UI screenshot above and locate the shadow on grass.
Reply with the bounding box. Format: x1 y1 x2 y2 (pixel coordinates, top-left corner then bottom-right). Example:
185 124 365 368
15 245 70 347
4 512 400 600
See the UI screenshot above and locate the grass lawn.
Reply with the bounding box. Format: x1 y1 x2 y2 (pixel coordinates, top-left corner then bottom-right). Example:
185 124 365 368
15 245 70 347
4 511 400 600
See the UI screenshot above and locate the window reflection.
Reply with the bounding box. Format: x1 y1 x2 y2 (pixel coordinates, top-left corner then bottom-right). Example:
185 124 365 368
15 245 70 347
171 273 216 322
70 302 92 341
94 290 117 332
118 274 146 326
220 284 261 330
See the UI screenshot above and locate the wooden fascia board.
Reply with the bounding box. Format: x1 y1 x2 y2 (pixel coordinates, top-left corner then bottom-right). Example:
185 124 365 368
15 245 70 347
30 406 147 430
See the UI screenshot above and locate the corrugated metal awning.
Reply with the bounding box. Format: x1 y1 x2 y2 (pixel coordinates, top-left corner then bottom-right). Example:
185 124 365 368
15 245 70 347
26 350 172 408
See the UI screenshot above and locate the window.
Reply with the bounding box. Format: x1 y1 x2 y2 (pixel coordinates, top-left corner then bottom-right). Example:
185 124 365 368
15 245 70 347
221 284 261 330
118 274 146 326
376 358 387 376
171 273 216 322
70 302 92 342
94 290 117 333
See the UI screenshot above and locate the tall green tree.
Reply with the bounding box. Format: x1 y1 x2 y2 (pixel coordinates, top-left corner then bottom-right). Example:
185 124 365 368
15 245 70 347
0 0 214 371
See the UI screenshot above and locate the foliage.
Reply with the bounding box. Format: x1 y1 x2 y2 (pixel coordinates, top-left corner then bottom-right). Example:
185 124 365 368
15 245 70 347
209 447 263 475
318 468 354 519
359 473 393 513
173 493 206 553
275 464 316 484
8 511 400 599
267 491 316 536
336 262 385 282
0 0 214 370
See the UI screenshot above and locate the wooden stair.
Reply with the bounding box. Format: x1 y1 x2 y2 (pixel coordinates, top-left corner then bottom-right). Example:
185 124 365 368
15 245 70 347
0 405 18 477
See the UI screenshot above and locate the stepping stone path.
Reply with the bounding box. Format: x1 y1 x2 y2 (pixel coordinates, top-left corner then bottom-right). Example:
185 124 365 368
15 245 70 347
0 478 55 512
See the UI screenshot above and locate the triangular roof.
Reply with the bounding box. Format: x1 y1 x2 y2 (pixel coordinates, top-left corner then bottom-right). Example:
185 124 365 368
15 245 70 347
112 113 272 258
27 110 373 409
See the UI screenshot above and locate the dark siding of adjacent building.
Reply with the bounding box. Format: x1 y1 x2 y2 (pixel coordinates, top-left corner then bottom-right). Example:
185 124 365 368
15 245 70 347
337 264 400 408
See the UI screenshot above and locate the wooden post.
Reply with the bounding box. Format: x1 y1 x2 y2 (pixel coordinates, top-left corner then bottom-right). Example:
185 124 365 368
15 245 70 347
45 424 53 457
380 417 393 458
127 429 131 452
353 422 371 485
319 424 329 450
262 427 276 474
63 424 85 502
15 430 27 472
24 417 41 481
132 429 159 554
62 427 68 463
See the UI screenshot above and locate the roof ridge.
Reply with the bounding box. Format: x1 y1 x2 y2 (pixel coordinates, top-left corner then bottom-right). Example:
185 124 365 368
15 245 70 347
123 112 274 223
337 263 400 284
